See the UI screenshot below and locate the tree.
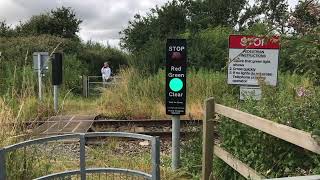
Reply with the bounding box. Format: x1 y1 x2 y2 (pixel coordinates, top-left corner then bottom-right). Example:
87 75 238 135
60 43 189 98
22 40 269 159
50 6 82 38
188 0 247 32
156 0 188 38
289 0 320 35
238 0 289 34
0 21 15 37
120 0 249 52
120 0 188 53
257 0 289 33
120 13 157 53
17 6 82 39
16 14 52 36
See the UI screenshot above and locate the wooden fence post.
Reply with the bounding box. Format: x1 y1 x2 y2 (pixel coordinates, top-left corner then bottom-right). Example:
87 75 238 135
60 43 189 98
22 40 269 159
202 97 215 180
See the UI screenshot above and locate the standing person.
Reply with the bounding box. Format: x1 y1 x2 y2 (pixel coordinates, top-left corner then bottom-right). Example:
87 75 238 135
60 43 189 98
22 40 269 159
101 62 111 87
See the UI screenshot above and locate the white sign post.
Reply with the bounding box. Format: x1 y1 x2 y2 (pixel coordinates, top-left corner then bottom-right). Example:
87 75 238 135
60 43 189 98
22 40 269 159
227 35 280 86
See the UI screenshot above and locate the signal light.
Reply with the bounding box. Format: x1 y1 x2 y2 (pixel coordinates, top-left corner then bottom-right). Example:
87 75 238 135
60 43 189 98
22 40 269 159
169 78 183 92
171 52 182 60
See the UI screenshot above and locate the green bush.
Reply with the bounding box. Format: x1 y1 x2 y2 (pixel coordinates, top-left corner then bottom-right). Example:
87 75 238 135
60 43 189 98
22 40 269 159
0 35 128 95
128 38 166 74
128 26 232 74
0 35 81 62
125 24 319 86
285 35 320 84
61 54 88 93
78 42 128 76
152 70 320 179
188 26 232 71
0 34 82 95
217 74 320 178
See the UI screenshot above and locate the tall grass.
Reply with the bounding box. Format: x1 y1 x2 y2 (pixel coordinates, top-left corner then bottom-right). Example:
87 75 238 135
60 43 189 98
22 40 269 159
0 54 85 146
99 68 238 119
99 67 320 179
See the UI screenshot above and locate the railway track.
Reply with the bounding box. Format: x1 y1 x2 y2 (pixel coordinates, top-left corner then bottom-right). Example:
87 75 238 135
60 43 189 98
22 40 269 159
8 118 204 140
91 119 202 138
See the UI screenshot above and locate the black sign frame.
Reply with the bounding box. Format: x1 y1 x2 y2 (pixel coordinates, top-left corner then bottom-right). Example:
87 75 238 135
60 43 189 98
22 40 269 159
165 39 187 115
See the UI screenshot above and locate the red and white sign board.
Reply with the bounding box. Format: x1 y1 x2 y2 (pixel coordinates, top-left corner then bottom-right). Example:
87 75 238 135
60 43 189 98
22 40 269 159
228 35 280 86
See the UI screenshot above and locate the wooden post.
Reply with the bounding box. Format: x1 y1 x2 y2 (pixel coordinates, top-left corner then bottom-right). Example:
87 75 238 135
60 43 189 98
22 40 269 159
82 75 88 97
202 97 215 180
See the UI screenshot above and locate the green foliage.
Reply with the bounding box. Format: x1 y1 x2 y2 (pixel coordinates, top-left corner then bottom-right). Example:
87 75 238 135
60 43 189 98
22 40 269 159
6 149 53 179
120 0 247 52
289 1 320 35
181 132 202 179
99 68 236 119
16 6 82 39
156 0 188 38
120 0 188 53
0 21 15 37
49 6 82 38
16 14 52 37
0 35 81 63
242 23 271 35
188 0 247 33
128 38 165 74
121 0 319 79
78 41 128 75
187 68 237 104
290 42 320 84
280 30 320 84
188 27 232 71
0 35 82 95
62 54 88 93
245 0 289 33
181 74 320 179
101 68 320 179
217 74 320 178
127 26 233 74
0 35 128 95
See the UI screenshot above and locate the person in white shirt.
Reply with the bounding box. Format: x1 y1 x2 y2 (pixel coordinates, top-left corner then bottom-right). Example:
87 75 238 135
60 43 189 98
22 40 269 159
101 62 111 86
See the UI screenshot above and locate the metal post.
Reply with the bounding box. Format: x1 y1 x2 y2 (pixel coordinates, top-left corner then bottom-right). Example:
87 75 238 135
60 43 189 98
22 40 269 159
0 149 6 180
53 85 58 113
80 134 86 180
202 98 215 180
87 76 90 97
38 54 42 101
172 115 180 170
82 75 88 98
151 137 160 180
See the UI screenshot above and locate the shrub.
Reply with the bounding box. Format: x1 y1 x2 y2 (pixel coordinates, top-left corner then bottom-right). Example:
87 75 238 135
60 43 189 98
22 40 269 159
188 26 232 71
128 38 166 74
78 42 128 75
217 74 320 178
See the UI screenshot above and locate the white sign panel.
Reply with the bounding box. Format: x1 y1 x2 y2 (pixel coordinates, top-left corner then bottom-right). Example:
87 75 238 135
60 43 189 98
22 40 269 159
240 86 262 100
33 52 49 71
228 35 280 86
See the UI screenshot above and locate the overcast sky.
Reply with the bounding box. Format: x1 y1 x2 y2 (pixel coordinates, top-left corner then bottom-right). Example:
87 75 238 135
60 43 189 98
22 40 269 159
0 0 298 48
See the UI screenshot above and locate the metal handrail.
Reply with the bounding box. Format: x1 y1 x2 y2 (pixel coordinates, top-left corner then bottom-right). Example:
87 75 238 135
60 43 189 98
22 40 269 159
0 132 160 180
84 132 154 141
34 168 152 180
87 76 121 79
2 134 80 153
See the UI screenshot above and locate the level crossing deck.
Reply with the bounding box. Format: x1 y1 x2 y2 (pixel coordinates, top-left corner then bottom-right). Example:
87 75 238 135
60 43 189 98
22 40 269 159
33 115 96 135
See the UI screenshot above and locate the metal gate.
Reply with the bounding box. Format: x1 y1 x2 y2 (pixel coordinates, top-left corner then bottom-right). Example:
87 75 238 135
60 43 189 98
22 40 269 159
82 76 120 97
0 132 160 180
